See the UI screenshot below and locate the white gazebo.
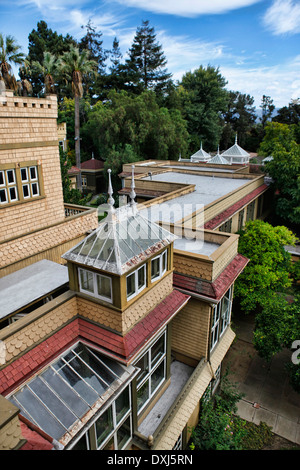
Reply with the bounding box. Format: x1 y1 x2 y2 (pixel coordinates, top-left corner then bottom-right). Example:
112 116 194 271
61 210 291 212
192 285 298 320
220 135 250 164
190 142 211 162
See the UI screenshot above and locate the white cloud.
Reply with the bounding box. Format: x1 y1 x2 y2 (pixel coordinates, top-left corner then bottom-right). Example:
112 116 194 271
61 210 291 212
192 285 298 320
263 0 300 35
112 0 263 17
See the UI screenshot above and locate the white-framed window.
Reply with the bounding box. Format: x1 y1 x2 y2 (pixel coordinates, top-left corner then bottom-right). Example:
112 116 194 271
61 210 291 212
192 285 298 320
79 268 112 303
82 176 87 187
21 165 39 198
94 386 132 450
210 287 233 351
0 169 18 204
173 433 183 450
126 264 146 300
151 250 167 283
134 330 167 413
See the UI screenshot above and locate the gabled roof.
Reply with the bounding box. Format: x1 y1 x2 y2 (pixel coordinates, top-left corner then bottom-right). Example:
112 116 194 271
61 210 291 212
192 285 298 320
62 167 176 275
190 142 210 162
221 135 250 158
207 148 229 165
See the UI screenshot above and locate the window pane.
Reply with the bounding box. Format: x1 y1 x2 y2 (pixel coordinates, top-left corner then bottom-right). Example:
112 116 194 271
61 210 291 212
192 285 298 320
6 169 15 184
0 188 7 203
117 416 131 449
29 376 76 429
151 335 165 367
31 182 39 196
162 251 167 272
20 168 28 181
9 186 18 201
102 436 114 450
137 266 145 290
116 386 130 424
30 166 37 180
137 379 149 412
151 361 165 394
53 359 98 406
23 184 30 198
97 274 111 299
126 272 135 298
42 368 89 418
151 257 160 280
80 270 94 293
135 354 149 386
0 171 4 186
72 434 88 450
95 407 113 446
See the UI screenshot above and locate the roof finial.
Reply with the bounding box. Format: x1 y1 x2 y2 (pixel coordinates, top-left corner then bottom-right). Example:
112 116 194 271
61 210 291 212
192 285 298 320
235 133 238 144
130 165 137 214
107 169 115 210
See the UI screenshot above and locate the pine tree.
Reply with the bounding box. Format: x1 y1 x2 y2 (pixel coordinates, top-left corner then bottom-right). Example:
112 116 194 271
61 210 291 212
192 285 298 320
125 20 172 94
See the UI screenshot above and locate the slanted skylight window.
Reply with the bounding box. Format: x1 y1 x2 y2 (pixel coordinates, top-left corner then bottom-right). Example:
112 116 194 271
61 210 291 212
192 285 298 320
8 343 132 443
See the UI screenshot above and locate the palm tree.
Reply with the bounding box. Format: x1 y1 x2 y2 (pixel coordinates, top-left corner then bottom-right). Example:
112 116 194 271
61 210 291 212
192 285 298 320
0 33 25 91
31 51 57 95
58 46 97 190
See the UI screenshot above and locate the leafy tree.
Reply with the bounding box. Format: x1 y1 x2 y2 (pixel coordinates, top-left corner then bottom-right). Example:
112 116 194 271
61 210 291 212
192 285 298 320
260 122 300 225
235 220 297 314
58 47 97 190
179 65 229 152
260 94 275 128
59 148 84 204
82 90 189 162
273 99 300 126
0 33 25 90
221 91 256 149
124 20 172 95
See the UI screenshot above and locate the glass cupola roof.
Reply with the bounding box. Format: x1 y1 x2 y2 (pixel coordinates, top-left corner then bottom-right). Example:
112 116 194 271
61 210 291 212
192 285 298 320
62 167 176 275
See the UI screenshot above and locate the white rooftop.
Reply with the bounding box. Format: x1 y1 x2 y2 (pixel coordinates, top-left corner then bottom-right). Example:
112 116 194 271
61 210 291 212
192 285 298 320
0 260 68 320
190 142 211 162
221 135 250 158
140 172 251 224
174 238 220 256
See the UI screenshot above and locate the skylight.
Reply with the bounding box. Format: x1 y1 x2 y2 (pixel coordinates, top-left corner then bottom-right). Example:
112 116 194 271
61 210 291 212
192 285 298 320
8 343 136 443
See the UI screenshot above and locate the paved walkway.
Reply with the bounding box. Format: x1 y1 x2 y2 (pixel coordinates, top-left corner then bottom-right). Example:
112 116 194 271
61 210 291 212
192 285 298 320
223 313 300 445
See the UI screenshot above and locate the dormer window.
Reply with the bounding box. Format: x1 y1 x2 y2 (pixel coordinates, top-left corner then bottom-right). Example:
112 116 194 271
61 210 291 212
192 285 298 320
151 250 167 283
79 268 112 303
126 264 146 300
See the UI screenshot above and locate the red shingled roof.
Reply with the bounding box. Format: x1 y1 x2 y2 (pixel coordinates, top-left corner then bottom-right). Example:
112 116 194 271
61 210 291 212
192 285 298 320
19 419 54 450
78 289 190 362
0 290 189 396
173 253 248 301
81 158 104 170
204 184 268 230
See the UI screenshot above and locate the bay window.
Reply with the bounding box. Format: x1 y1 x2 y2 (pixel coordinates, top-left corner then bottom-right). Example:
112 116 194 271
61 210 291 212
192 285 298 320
210 287 233 351
134 330 167 413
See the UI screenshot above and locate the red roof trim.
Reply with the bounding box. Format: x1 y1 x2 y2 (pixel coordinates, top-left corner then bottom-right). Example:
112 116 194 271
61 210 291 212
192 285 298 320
173 253 248 302
0 290 189 396
204 184 268 230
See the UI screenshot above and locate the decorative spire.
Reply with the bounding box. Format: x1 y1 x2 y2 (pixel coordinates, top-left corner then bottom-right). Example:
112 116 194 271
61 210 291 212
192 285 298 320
235 133 238 145
107 169 115 212
130 165 137 215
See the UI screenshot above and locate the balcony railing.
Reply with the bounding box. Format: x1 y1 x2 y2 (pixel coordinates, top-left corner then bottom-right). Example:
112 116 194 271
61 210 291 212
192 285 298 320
64 203 94 217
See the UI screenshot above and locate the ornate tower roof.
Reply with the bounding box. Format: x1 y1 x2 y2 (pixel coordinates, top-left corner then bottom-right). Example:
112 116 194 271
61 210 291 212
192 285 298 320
62 166 176 275
190 141 210 162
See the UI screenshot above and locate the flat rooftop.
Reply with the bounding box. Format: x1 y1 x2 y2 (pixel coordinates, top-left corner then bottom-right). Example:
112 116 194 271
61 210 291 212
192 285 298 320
140 172 251 224
0 260 68 320
174 237 220 256
161 165 235 173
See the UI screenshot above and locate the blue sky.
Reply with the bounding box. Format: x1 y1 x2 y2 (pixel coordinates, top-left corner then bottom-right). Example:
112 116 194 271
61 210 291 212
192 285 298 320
1 0 300 108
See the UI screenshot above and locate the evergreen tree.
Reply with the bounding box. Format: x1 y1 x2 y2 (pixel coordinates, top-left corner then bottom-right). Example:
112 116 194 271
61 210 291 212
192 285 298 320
260 94 275 128
221 91 256 148
24 20 76 97
124 20 172 94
